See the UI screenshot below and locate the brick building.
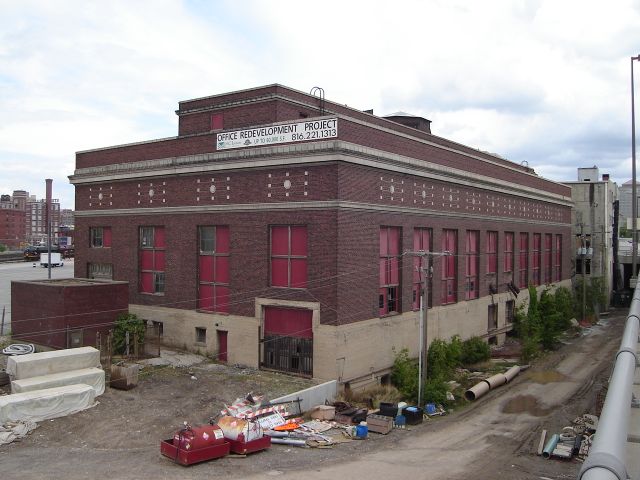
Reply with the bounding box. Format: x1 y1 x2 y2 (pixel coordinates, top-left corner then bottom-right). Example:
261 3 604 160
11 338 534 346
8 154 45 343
70 84 572 386
0 205 26 249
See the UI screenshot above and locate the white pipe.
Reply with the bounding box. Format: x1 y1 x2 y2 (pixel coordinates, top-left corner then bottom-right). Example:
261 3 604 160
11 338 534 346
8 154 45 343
484 373 507 389
464 381 490 401
578 285 640 480
504 365 521 382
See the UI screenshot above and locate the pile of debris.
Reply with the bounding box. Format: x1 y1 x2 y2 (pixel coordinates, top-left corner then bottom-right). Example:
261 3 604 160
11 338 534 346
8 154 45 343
538 414 598 461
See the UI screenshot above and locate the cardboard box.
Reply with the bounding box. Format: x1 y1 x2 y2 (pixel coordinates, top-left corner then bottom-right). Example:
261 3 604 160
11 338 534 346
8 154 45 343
309 405 335 420
366 414 393 434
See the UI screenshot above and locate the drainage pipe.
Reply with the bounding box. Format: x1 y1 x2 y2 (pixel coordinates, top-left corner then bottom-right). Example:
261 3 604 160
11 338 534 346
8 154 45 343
578 285 640 480
464 381 490 401
542 434 560 459
484 373 507 389
504 365 521 382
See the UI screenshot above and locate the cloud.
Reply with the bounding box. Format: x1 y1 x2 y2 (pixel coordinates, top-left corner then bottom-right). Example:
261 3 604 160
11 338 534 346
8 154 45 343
1 0 640 209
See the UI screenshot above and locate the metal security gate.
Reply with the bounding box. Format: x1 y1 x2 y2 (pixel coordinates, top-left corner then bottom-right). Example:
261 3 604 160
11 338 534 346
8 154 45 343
262 335 313 376
261 306 313 377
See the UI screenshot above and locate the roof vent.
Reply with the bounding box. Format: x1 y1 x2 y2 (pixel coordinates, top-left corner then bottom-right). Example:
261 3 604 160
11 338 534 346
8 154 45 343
383 112 431 133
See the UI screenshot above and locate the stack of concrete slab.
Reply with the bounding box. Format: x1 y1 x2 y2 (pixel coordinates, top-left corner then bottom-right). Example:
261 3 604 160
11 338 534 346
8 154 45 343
0 347 104 423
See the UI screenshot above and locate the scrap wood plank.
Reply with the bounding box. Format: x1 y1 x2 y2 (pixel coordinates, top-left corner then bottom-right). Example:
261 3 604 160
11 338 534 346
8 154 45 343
537 429 547 456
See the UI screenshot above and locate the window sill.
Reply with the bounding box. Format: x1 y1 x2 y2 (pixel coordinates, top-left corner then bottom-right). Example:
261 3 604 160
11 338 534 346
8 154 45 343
196 310 229 316
140 292 165 296
270 286 308 290
194 341 207 347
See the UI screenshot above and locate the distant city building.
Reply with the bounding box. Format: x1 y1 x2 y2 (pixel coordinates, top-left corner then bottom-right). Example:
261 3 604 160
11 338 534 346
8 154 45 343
26 198 61 245
0 205 26 249
618 180 639 220
60 208 75 227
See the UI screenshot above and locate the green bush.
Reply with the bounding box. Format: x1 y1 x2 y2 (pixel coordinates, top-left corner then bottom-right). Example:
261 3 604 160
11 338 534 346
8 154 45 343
0 244 6 253
460 336 490 365
423 378 449 406
113 313 145 354
427 338 461 380
391 348 419 401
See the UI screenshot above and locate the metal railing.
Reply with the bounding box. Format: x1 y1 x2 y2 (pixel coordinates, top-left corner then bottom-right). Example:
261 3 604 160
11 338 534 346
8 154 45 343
578 285 640 480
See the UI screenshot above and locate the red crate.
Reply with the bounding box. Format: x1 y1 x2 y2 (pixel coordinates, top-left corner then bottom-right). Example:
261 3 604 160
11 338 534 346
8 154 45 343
160 438 230 466
228 435 271 455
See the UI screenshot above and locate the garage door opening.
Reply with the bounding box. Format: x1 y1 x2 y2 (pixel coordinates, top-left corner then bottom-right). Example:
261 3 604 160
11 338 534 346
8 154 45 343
261 306 313 377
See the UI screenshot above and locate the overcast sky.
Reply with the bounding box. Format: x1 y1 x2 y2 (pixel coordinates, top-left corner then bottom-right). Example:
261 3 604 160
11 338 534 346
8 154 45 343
1 0 639 209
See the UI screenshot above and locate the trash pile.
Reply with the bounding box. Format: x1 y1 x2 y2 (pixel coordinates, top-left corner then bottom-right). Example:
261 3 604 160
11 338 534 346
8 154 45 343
538 414 598 461
161 393 434 466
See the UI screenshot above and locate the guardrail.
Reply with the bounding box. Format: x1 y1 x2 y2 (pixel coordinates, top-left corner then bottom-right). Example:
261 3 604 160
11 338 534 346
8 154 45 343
0 252 25 263
578 285 640 480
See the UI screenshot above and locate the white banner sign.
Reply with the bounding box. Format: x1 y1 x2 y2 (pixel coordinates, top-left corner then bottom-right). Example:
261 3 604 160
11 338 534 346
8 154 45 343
216 118 338 150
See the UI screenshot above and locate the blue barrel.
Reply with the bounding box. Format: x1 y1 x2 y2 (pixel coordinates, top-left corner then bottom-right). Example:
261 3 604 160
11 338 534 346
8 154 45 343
356 423 368 439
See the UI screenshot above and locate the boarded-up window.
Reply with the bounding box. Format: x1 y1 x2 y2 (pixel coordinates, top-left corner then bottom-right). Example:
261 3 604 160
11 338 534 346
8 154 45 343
441 229 457 304
380 226 401 315
198 226 230 313
139 226 165 294
519 233 528 288
270 226 308 288
465 230 479 300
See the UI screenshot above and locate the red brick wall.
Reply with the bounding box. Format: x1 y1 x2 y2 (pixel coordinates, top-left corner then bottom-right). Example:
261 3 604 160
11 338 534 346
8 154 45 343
0 209 26 248
11 280 128 349
76 210 339 323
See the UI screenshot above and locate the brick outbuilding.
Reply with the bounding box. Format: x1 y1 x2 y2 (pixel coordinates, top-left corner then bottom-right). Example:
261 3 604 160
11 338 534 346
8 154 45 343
70 84 572 387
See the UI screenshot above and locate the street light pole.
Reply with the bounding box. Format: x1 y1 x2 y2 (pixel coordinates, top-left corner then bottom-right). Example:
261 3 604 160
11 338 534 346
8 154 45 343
632 55 640 285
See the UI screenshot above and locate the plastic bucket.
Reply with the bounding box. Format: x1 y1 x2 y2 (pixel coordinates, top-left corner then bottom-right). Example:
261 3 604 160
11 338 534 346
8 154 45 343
356 423 368 439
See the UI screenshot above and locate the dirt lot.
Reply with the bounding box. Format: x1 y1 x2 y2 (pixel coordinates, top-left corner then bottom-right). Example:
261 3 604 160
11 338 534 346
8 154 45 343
0 311 627 480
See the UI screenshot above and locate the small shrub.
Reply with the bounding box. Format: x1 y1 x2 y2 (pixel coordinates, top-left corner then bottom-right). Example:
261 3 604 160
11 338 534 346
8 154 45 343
391 348 419 401
113 313 145 354
0 244 6 253
460 336 490 365
423 378 449 406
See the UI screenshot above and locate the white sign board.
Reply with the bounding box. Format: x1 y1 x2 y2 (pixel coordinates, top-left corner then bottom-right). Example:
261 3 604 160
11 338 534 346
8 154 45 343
216 118 338 150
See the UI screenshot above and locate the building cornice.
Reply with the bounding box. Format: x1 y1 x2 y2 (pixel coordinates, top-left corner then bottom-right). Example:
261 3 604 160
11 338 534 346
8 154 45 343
70 140 572 207
73 199 570 227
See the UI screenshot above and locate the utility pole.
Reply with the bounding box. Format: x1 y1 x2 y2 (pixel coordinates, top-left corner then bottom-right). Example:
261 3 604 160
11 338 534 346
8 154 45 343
580 223 586 322
406 249 445 408
420 263 431 407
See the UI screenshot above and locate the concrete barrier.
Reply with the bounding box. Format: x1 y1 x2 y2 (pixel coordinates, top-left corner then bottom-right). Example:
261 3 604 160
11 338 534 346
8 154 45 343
271 380 337 413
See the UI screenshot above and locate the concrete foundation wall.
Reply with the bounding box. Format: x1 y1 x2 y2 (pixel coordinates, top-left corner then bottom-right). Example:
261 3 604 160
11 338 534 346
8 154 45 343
130 305 260 367
131 281 569 385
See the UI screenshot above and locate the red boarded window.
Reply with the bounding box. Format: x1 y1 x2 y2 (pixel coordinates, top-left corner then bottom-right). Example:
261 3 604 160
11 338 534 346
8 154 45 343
465 230 479 300
380 226 401 316
544 234 552 284
198 226 230 313
486 231 497 275
554 235 562 282
441 229 457 304
90 226 111 248
532 233 541 286
270 226 308 288
519 233 528 288
139 226 165 294
412 228 432 311
211 113 224 130
504 232 514 274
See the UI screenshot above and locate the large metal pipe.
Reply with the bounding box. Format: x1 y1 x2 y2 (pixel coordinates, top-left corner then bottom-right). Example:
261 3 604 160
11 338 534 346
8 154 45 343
578 286 640 480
